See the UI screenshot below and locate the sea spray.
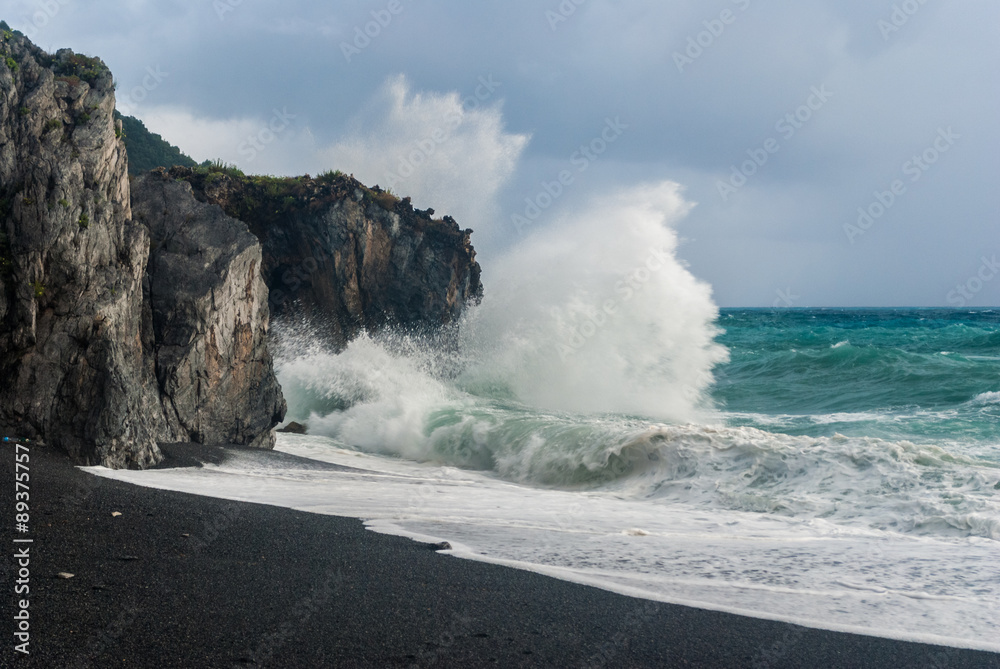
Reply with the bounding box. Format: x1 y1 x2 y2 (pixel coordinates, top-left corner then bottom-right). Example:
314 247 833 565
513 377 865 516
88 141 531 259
273 181 729 479
458 181 728 422
274 329 455 463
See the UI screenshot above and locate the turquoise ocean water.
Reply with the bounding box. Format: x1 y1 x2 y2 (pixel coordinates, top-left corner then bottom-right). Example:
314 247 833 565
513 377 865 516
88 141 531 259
717 308 1000 455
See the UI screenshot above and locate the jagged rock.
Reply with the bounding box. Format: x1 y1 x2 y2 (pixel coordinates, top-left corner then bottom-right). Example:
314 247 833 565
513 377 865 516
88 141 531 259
170 167 483 349
277 421 307 434
0 30 165 467
0 29 481 467
0 31 286 468
132 172 286 449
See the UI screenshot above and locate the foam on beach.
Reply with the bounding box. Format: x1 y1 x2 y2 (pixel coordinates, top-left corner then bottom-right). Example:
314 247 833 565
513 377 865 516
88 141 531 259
83 434 1000 654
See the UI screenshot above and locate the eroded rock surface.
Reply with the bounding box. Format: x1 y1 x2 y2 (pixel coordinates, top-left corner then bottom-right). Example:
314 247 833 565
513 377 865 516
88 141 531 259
171 167 483 349
0 31 286 467
133 173 286 450
0 32 164 467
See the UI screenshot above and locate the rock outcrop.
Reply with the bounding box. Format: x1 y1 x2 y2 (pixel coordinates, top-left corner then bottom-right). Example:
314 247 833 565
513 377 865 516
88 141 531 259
170 167 483 349
0 28 285 467
0 28 483 467
0 29 166 467
133 173 286 450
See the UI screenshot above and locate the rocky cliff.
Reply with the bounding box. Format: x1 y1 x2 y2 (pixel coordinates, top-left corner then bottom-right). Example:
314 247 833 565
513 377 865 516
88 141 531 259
0 28 484 467
0 29 284 467
0 29 167 467
133 173 286 450
170 166 483 349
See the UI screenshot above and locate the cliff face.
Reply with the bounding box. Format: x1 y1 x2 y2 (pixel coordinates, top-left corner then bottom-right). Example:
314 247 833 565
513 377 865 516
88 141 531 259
170 167 483 349
0 29 482 467
133 174 286 450
0 31 165 467
0 31 285 467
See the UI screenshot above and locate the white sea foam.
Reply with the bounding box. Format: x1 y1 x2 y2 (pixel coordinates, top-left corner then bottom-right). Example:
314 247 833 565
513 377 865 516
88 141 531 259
807 411 887 424
970 391 1000 406
82 434 1000 653
273 323 1000 540
275 181 729 479
455 181 727 423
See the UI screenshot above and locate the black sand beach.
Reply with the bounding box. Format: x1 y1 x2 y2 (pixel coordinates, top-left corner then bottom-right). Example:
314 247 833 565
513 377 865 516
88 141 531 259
4 444 999 668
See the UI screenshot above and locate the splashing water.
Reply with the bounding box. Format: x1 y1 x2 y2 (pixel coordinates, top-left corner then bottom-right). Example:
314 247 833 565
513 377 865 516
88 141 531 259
275 182 730 480
88 183 1000 652
273 185 1000 542
457 182 727 422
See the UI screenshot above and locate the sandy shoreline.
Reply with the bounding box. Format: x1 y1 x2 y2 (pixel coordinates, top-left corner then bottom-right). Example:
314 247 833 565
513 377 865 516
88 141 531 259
3 444 999 668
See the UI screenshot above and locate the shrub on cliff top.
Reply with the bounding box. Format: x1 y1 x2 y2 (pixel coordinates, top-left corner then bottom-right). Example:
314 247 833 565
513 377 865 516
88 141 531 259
54 53 104 85
373 189 399 211
173 165 431 236
200 159 245 179
317 169 344 183
55 75 81 87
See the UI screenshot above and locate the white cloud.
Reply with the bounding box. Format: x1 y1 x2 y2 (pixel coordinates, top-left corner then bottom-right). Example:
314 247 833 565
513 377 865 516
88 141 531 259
138 75 529 249
310 75 530 243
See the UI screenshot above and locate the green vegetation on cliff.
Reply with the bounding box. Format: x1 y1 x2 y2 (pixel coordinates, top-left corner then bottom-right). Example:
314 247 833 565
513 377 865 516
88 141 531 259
159 164 482 341
115 113 197 175
53 53 104 84
171 163 433 231
1 21 18 72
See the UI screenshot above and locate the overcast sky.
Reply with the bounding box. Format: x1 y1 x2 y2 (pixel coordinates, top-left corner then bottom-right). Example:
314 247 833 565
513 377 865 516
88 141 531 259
8 0 999 306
